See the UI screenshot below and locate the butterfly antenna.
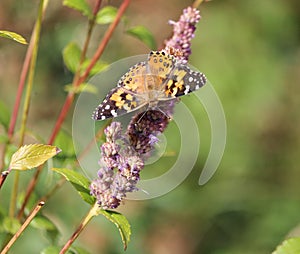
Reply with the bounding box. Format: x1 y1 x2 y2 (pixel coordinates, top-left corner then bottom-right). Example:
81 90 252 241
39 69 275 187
156 106 172 121
136 110 148 124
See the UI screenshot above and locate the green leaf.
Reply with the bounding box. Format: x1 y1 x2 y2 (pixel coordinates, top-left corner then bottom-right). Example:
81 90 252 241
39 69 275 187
31 215 57 231
51 168 95 205
54 130 75 159
10 144 61 170
96 6 118 24
63 42 81 73
0 30 27 44
63 0 92 18
126 25 157 50
81 60 108 76
273 237 300 254
98 210 131 250
3 217 21 234
41 246 60 254
0 100 10 130
63 42 108 76
0 134 9 144
31 215 59 244
64 83 98 94
69 246 91 254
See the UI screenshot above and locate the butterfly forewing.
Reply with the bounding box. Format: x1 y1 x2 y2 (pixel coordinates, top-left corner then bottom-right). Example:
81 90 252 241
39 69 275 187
164 64 207 98
92 87 148 120
147 51 176 91
92 50 207 120
118 61 147 94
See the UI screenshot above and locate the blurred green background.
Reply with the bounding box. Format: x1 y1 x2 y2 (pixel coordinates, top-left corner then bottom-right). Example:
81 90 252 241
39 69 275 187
1 0 300 253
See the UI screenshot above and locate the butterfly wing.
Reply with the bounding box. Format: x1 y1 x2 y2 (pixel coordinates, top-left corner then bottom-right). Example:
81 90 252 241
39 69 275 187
146 51 176 90
164 64 206 98
92 62 147 120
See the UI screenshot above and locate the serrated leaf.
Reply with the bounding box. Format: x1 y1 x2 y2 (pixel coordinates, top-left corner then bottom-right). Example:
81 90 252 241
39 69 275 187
96 6 118 24
51 168 95 205
64 83 98 94
3 217 21 234
98 210 131 250
10 144 61 170
272 237 300 254
0 100 10 130
0 30 27 44
126 25 157 50
63 0 92 18
63 42 81 73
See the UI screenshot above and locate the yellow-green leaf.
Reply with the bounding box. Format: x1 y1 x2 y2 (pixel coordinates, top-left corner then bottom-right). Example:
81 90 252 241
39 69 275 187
98 209 131 250
62 42 81 73
3 217 21 234
0 30 28 44
10 144 61 170
96 6 118 24
81 60 108 76
63 0 92 18
273 237 300 254
64 83 98 94
126 25 157 50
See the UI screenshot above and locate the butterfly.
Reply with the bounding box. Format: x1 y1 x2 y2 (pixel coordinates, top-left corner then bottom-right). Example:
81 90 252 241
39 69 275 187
92 50 206 120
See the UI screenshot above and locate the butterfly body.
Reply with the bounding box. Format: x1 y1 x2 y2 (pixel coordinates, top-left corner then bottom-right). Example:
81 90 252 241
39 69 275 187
92 50 206 120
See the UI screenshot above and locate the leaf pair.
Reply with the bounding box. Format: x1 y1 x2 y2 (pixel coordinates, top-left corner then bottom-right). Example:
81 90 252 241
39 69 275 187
63 0 157 49
52 167 131 250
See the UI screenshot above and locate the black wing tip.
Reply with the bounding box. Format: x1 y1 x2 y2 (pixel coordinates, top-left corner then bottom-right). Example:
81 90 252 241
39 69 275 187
91 106 104 121
201 73 207 86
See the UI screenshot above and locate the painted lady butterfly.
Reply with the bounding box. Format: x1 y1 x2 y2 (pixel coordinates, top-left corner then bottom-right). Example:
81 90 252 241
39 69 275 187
92 50 206 120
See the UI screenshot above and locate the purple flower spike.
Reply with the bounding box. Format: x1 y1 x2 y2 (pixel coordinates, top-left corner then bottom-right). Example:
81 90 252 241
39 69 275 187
165 7 201 61
91 6 203 209
90 122 145 209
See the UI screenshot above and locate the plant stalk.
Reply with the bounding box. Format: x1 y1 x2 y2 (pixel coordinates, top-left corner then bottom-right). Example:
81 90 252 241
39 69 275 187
1 202 45 254
59 204 98 254
9 0 46 218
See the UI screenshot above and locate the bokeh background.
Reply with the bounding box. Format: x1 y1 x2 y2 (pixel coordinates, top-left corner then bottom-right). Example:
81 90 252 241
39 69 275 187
1 0 300 253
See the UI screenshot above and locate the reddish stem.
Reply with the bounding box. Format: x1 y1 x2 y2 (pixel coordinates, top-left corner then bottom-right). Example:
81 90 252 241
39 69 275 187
18 0 131 219
0 171 9 190
48 0 131 144
7 42 34 139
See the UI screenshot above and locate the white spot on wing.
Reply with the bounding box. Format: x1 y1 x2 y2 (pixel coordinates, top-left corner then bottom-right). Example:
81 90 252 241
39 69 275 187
111 109 117 117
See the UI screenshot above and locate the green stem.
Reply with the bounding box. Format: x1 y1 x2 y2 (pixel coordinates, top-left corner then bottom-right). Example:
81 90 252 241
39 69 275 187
8 0 47 218
59 204 98 254
18 0 111 219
